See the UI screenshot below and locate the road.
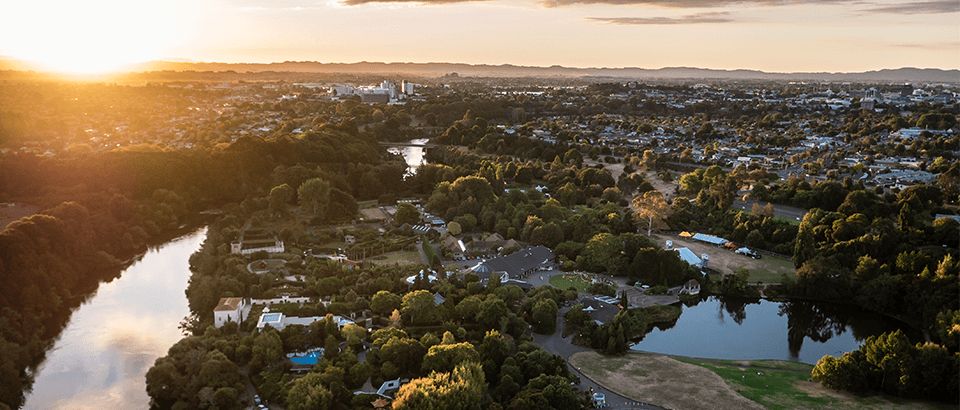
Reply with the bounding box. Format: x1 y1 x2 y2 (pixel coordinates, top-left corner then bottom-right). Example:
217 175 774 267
732 199 807 222
532 306 668 410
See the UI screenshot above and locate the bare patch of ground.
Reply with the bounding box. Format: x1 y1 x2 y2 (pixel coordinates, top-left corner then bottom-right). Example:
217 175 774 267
360 207 389 221
644 170 680 202
570 351 765 410
651 235 793 279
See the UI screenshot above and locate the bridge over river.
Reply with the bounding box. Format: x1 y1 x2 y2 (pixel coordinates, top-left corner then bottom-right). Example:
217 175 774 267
379 141 439 148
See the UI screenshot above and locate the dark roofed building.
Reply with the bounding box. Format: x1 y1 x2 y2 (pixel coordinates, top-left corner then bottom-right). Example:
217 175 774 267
580 297 621 324
468 245 555 280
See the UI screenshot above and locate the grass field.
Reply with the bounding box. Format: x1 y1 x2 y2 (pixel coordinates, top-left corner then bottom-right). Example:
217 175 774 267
366 251 422 266
733 208 801 226
549 274 592 292
571 351 955 410
745 256 796 283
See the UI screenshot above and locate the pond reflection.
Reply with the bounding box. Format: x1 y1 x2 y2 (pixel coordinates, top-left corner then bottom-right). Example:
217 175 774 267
632 296 921 364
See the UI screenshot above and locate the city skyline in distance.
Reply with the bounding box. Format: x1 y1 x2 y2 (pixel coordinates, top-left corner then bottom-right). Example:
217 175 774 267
1 0 957 74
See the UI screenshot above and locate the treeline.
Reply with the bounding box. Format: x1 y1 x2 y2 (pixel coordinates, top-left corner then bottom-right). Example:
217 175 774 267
0 126 388 408
812 330 958 403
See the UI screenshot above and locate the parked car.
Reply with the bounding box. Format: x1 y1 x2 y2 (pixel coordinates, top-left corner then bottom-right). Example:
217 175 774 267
735 247 761 259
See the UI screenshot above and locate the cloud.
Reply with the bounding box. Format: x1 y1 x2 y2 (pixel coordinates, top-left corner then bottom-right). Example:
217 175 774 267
340 0 489 5
861 0 959 14
889 41 960 50
540 0 848 8
585 12 734 24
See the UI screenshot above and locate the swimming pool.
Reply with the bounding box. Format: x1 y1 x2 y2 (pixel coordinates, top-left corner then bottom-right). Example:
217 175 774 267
290 352 321 365
261 313 282 323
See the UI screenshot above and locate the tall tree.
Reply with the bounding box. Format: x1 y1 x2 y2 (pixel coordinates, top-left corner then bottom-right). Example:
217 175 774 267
632 190 671 236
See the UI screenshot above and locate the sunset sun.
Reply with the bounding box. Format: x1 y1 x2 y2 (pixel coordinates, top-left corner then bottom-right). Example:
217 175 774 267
2 0 173 73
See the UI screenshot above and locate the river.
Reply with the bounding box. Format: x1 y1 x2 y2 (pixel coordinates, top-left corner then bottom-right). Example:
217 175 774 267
386 138 430 176
24 227 207 410
631 296 922 364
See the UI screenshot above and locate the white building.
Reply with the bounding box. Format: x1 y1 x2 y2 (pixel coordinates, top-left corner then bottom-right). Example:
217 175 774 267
214 297 248 328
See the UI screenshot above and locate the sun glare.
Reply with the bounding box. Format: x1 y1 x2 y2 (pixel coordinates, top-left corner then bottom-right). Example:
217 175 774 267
3 1 174 73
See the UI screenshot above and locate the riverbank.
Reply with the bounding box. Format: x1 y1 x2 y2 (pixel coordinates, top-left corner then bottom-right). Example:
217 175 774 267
570 351 956 410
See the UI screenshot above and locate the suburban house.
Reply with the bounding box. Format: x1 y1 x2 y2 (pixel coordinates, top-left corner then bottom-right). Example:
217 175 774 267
214 297 248 328
257 310 355 331
231 229 284 255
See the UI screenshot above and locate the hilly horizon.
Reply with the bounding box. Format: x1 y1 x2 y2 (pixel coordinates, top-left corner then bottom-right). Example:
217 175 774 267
1 57 957 83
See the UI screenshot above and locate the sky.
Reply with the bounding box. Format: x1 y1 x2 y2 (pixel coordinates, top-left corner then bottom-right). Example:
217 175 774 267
1 0 957 73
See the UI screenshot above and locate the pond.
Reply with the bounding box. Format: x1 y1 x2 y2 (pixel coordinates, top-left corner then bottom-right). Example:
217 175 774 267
631 296 923 364
23 228 207 410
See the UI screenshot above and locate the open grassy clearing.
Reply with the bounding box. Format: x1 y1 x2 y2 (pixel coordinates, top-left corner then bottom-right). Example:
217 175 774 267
549 273 592 292
745 256 796 283
733 208 801 226
366 251 422 266
573 351 954 410
672 356 954 410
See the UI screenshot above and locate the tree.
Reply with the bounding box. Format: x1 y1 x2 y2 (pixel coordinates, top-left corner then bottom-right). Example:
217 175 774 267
371 291 402 315
395 203 421 225
632 190 671 235
447 221 462 236
298 178 330 216
286 372 335 410
402 290 435 325
326 188 358 222
392 362 486 410
642 150 657 169
531 299 559 334
268 184 295 215
421 342 480 374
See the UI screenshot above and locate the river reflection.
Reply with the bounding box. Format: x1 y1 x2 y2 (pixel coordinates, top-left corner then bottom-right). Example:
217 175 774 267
387 138 430 177
632 296 921 364
24 228 206 410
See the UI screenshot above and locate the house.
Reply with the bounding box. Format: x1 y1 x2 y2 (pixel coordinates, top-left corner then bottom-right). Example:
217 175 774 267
214 297 247 328
257 310 355 331
344 235 356 245
680 279 701 295
442 235 466 257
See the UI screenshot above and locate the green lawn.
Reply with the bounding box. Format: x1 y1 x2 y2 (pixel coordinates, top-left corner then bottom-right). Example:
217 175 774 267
549 274 592 292
733 208 801 226
674 357 954 410
747 256 797 283
368 251 423 266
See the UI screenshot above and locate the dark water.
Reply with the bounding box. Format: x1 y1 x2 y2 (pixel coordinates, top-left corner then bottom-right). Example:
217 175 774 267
631 296 922 364
24 228 206 410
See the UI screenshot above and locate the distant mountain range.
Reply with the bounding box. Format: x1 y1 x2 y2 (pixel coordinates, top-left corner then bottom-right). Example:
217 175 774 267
1 57 957 83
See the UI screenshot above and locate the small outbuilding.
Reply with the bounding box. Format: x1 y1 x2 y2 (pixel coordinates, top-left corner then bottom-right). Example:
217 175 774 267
680 279 701 295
